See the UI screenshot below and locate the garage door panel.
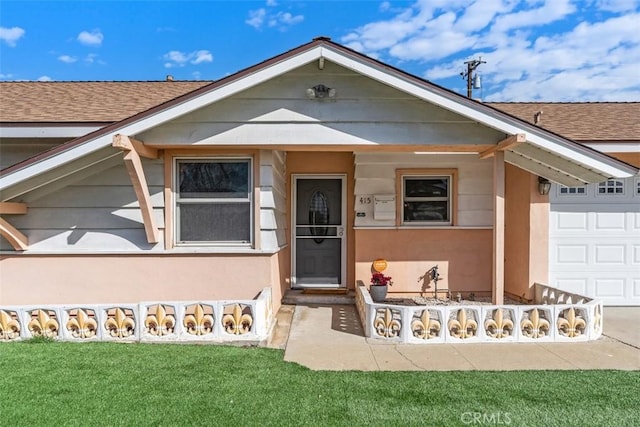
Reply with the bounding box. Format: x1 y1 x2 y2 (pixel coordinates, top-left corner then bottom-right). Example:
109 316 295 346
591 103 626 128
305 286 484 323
594 245 626 264
594 279 626 298
595 212 626 230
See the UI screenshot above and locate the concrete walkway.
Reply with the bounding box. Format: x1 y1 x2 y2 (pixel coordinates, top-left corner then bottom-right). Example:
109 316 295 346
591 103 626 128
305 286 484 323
283 304 640 371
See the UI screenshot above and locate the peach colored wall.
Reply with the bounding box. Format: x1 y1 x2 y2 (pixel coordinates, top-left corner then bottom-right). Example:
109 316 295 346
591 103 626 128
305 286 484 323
504 164 549 301
285 152 356 289
354 229 492 296
609 152 640 167
0 255 276 305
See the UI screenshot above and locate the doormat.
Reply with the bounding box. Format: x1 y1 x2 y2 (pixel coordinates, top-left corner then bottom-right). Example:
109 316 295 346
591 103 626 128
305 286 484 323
302 288 349 295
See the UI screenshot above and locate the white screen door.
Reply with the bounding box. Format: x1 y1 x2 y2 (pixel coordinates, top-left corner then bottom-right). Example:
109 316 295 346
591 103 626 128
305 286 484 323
292 176 346 288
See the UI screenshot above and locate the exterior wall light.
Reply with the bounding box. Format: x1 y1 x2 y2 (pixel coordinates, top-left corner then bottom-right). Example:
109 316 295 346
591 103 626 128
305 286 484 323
306 84 336 99
538 176 552 195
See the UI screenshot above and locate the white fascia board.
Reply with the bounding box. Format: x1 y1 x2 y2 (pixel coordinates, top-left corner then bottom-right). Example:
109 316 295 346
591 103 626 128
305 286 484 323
321 47 637 178
0 47 323 191
0 126 104 138
583 142 640 153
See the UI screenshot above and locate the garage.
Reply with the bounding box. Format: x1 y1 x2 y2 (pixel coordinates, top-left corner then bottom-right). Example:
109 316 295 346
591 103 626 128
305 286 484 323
550 177 640 305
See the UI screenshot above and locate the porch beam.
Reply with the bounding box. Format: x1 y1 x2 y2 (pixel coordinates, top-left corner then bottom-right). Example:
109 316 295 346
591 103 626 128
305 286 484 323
479 133 526 160
113 134 159 159
0 217 28 251
492 151 505 305
0 202 27 214
112 135 160 244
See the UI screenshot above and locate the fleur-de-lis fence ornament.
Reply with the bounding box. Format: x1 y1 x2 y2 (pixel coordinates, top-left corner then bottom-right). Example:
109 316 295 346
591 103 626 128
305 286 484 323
557 307 586 338
28 309 59 338
448 308 477 339
520 308 550 339
484 308 514 339
374 308 401 338
0 309 21 341
411 309 440 339
66 308 97 339
184 304 214 336
105 308 135 338
592 304 602 335
223 304 253 335
145 304 176 336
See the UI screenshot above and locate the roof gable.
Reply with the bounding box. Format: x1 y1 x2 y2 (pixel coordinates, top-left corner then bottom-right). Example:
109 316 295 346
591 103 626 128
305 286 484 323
1 38 637 199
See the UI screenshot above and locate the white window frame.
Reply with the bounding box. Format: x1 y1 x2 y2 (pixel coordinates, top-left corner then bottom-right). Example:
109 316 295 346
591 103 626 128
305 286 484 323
558 185 587 197
597 179 625 196
400 173 454 226
174 157 253 247
634 178 640 197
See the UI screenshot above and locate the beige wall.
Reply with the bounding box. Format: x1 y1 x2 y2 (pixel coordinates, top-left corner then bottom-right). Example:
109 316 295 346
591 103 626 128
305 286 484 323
0 255 277 305
355 228 492 296
504 164 549 301
285 152 356 289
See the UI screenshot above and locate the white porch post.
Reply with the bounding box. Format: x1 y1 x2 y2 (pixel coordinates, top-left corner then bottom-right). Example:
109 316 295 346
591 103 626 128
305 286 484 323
492 151 505 305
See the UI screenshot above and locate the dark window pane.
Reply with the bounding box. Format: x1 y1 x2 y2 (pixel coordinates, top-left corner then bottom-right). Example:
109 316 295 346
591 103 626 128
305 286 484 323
179 162 249 198
405 178 448 198
404 201 449 222
179 203 250 242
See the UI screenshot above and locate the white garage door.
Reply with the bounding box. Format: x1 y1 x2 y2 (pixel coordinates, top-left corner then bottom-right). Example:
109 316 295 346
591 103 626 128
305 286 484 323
550 178 640 306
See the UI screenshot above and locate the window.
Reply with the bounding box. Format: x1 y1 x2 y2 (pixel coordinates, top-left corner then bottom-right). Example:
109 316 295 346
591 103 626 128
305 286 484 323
402 175 452 225
635 178 640 196
598 179 624 195
175 158 252 245
559 185 586 196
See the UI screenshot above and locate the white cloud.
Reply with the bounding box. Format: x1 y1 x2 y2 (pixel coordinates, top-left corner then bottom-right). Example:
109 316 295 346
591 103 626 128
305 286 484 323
58 55 77 64
77 29 104 46
37 75 53 82
0 26 25 47
341 1 640 101
266 0 278 6
246 6 303 30
192 50 213 64
0 73 14 79
163 50 213 68
246 8 267 29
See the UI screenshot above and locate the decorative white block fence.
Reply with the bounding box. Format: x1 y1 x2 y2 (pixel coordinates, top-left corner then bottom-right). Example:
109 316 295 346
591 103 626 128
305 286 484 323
356 283 603 344
0 288 273 344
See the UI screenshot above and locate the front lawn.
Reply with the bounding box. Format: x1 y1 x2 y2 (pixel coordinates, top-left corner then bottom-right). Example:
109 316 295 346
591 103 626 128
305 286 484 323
1 342 637 426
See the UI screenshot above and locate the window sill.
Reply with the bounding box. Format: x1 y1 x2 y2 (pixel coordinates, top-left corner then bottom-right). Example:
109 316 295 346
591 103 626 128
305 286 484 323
353 225 492 230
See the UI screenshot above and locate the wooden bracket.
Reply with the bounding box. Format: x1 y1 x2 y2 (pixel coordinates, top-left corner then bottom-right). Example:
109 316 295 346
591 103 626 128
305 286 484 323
479 133 526 160
0 217 28 251
113 134 159 159
0 202 27 214
112 134 160 244
0 202 29 250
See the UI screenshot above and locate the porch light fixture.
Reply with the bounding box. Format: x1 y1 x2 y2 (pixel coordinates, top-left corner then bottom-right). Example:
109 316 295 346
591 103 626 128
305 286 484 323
306 84 336 99
538 177 552 195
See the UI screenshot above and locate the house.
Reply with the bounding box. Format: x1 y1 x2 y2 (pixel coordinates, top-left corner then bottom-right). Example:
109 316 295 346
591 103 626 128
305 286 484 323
1 37 638 317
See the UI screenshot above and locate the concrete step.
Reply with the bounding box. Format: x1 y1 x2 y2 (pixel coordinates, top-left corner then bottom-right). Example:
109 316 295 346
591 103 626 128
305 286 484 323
264 304 295 349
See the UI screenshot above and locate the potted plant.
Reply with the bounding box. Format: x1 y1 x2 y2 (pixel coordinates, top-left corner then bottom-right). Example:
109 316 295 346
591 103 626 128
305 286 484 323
370 272 392 302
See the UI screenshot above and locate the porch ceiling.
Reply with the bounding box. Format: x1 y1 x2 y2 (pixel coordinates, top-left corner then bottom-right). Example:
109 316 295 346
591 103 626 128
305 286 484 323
505 142 613 187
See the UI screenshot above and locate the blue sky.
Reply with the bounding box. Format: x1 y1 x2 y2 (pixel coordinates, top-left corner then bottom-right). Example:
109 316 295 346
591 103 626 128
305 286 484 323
1 0 639 101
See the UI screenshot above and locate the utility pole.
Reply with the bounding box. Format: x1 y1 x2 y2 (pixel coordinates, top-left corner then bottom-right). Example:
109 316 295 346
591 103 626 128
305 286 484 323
461 58 486 98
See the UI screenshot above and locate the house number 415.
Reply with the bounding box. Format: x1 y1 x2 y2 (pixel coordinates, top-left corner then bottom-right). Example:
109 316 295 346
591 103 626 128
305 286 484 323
359 196 372 204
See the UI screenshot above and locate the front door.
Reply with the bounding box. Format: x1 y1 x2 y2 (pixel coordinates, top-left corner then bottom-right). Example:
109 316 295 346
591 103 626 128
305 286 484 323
292 176 346 288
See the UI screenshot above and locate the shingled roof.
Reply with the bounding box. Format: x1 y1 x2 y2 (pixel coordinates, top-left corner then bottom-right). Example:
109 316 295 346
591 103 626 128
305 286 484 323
1 81 638 141
490 102 640 142
0 81 211 123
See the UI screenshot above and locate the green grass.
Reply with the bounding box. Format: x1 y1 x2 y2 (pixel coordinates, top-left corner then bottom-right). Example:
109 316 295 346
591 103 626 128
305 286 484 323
1 342 637 426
